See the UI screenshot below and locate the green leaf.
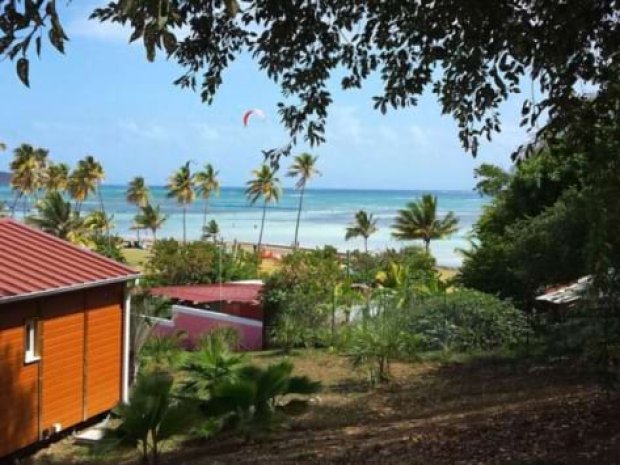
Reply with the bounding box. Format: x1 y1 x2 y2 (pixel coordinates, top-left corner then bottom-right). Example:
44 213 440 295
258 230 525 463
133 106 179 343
16 57 29 87
162 30 177 55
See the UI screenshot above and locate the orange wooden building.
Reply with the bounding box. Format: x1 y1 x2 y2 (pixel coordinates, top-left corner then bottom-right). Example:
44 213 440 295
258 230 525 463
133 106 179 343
0 219 139 458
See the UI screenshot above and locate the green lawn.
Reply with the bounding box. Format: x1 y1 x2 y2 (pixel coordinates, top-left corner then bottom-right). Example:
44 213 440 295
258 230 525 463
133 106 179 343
121 248 150 271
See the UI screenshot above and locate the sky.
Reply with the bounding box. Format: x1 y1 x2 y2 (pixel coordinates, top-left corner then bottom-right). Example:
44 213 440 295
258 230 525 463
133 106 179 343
0 3 531 190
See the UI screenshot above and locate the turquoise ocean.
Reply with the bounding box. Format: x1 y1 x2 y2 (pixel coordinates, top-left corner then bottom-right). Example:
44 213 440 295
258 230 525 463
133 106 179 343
0 186 486 267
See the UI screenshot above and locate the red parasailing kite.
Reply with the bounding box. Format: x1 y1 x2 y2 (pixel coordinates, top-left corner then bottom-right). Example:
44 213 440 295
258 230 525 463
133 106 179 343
242 108 266 126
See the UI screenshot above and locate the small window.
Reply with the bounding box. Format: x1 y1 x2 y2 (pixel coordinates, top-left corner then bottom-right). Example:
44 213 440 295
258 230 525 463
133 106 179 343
24 319 40 363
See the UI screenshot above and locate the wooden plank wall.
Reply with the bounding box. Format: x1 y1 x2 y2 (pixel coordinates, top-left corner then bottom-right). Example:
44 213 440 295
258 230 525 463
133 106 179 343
0 283 125 458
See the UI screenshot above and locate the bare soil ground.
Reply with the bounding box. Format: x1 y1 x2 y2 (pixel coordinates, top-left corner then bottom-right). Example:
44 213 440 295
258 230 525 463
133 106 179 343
33 350 620 465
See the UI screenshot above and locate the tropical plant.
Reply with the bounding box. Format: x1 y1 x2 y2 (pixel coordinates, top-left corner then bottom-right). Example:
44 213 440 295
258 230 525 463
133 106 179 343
206 361 320 439
139 332 187 373
345 210 378 253
67 156 104 213
392 194 459 253
83 210 115 238
44 162 70 193
134 203 167 243
202 219 220 243
167 162 195 243
146 239 258 286
126 176 151 207
194 163 220 232
127 176 151 243
9 143 48 214
287 153 321 248
404 289 529 353
0 201 8 218
348 315 421 385
103 371 197 465
26 192 83 240
245 164 281 251
130 292 172 378
181 332 246 400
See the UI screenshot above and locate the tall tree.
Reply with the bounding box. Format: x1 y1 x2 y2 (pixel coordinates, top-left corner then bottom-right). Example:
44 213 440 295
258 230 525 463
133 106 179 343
45 162 70 193
78 155 106 214
345 210 378 253
126 176 151 208
245 165 281 251
194 164 220 234
134 203 167 243
67 156 104 214
127 176 151 243
392 195 459 253
287 153 321 249
167 162 195 243
9 144 48 215
26 192 83 240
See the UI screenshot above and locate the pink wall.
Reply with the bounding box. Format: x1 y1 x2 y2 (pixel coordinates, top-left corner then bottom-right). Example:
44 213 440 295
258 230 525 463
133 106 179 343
152 305 263 351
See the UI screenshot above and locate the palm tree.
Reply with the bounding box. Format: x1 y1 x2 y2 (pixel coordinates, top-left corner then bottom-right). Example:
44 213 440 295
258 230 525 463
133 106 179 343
126 176 151 242
391 194 459 253
67 156 104 214
126 176 151 207
287 153 320 248
134 203 167 243
167 162 195 244
26 192 83 240
83 210 115 238
203 219 220 243
245 164 281 251
194 163 220 233
79 155 106 212
0 201 8 218
345 210 378 253
45 162 70 193
9 144 48 214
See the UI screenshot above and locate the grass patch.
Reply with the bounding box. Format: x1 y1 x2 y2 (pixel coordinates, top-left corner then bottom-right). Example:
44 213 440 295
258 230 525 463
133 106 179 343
121 248 150 270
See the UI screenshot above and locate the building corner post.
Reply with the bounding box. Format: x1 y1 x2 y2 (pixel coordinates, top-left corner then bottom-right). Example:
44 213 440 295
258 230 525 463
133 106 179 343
122 279 137 403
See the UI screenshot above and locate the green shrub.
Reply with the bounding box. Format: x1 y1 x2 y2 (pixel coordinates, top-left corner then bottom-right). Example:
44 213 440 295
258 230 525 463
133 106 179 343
146 239 258 285
406 289 529 352
205 360 321 439
102 371 198 465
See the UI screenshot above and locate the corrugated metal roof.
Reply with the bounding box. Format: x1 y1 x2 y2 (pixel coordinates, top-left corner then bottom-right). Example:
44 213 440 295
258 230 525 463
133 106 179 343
0 218 138 302
150 283 263 304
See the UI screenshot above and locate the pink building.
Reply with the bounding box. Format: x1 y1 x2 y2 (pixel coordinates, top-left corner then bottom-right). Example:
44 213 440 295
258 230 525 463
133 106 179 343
149 282 264 351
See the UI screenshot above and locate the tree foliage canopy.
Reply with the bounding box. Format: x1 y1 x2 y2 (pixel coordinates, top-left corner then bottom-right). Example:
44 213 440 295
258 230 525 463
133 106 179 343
3 1 618 160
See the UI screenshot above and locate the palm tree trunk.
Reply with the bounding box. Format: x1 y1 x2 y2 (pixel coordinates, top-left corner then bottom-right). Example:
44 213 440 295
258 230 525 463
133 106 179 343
364 236 368 253
10 193 22 218
202 197 209 235
258 200 267 251
425 239 430 253
97 182 110 241
136 227 141 244
153 229 157 244
293 183 305 248
182 205 187 244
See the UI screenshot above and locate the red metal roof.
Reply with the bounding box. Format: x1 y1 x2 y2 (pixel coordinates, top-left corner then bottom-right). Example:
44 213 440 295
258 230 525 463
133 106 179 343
0 218 139 302
150 283 263 305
